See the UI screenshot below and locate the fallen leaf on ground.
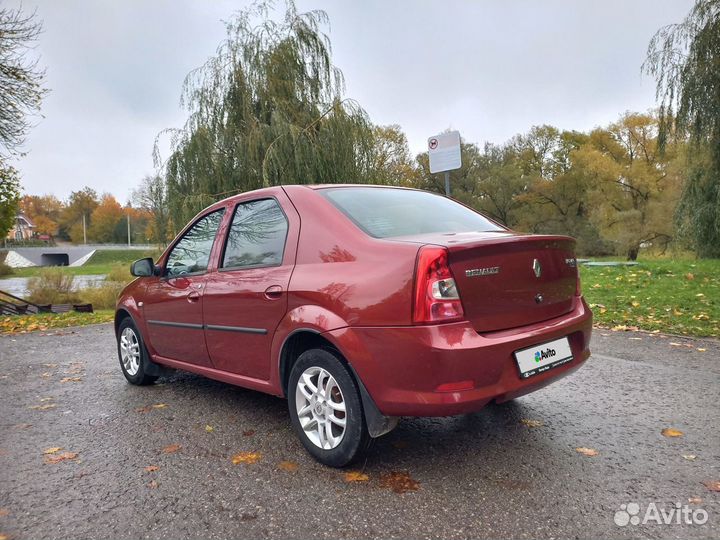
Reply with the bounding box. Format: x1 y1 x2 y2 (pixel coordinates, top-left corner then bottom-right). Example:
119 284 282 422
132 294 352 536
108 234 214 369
43 363 58 368
204 425 214 433
0 508 9 517
151 403 167 409
278 460 299 472
379 471 420 493
688 497 703 504
161 444 181 454
682 454 697 461
231 451 262 465
40 397 53 402
135 406 152 413
40 373 51 378
575 447 599 457
29 404 56 410
661 428 684 438
344 471 369 483
520 418 543 428
696 348 706 352
60 377 82 383
13 423 31 429
703 481 720 492
144 465 160 472
242 430 255 437
45 451 78 464
43 447 62 454
148 480 159 489
669 342 682 347
0 533 9 540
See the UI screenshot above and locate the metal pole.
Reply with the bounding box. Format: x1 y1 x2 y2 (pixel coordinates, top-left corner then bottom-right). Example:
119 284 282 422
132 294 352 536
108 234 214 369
127 213 131 247
444 171 450 196
82 214 87 244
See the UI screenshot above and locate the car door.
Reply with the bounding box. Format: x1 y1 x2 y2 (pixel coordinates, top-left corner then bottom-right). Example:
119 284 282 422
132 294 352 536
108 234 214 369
203 191 299 380
142 208 225 367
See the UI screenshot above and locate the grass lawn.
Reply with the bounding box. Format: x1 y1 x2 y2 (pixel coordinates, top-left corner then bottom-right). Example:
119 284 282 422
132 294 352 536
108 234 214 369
8 249 162 277
581 259 719 338
0 310 114 334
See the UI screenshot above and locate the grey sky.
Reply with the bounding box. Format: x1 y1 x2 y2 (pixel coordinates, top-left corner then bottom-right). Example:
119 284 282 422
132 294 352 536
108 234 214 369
9 0 693 203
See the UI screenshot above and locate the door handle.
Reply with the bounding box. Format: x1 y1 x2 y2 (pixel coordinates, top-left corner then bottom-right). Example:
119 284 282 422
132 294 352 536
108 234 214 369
187 291 200 303
264 285 283 300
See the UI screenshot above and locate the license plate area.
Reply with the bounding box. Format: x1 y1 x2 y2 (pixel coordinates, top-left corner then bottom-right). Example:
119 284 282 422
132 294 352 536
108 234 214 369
514 337 573 379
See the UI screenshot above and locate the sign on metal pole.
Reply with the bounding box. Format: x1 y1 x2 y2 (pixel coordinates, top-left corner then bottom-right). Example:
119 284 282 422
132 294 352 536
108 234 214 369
428 130 461 195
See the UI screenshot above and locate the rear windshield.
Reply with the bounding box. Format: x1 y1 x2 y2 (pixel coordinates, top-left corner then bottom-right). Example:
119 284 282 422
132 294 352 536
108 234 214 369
320 187 505 238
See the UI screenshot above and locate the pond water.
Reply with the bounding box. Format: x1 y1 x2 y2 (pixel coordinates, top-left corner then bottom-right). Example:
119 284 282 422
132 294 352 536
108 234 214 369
0 275 106 298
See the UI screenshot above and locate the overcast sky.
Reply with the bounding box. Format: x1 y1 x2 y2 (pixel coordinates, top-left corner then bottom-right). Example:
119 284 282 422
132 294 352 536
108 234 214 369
8 0 693 203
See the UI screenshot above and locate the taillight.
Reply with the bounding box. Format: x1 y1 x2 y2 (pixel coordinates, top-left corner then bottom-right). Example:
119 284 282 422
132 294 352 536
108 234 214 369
412 246 465 324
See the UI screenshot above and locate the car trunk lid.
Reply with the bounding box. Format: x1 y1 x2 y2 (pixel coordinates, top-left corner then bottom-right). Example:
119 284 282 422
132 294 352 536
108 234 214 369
396 232 578 332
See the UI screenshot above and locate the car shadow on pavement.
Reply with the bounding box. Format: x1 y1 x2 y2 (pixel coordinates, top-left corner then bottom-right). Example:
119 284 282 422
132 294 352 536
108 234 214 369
136 370 558 475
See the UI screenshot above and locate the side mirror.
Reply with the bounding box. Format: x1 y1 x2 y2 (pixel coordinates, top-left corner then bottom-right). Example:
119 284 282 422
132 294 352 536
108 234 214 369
131 257 156 277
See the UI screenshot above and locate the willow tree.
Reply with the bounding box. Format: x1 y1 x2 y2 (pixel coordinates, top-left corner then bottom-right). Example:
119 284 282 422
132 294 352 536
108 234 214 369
156 1 376 227
644 0 720 257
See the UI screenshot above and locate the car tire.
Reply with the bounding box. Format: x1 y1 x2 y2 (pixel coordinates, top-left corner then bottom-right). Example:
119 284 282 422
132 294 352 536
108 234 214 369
288 348 370 467
117 317 158 386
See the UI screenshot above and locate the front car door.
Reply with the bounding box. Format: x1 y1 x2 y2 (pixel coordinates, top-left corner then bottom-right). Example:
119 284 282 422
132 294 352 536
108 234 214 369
142 208 225 367
203 191 299 380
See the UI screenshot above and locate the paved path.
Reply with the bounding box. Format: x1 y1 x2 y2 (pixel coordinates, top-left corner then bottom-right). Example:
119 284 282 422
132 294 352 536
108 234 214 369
0 325 718 539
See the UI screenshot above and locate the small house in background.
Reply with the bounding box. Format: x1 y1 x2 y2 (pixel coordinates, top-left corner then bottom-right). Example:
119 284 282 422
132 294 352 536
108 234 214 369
6 213 35 241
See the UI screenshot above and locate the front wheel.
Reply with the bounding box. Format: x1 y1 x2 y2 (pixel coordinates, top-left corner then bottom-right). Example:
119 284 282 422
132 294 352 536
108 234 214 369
117 318 158 386
288 349 369 467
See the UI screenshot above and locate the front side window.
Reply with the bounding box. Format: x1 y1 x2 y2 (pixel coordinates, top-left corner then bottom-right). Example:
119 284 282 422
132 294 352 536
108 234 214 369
165 209 225 277
222 199 288 269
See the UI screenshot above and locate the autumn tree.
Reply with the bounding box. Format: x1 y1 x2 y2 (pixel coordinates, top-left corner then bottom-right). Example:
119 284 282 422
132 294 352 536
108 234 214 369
59 187 99 243
367 125 417 186
584 112 684 260
644 0 720 257
88 194 124 243
157 0 377 228
21 193 62 236
131 174 170 245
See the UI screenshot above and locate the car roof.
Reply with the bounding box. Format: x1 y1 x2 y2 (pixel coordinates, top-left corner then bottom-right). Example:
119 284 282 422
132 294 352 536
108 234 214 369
209 183 418 209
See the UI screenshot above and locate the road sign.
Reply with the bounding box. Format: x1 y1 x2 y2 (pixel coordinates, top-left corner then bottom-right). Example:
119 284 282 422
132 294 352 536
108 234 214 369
428 131 461 174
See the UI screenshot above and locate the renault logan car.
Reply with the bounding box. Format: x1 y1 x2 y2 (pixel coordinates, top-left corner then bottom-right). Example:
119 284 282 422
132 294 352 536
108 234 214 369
115 185 592 467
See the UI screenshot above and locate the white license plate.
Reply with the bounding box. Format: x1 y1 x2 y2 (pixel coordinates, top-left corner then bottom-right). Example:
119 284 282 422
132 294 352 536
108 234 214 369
514 337 573 379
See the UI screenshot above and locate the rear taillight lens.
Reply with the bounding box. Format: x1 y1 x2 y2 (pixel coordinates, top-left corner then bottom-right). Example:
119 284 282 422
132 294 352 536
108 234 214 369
412 246 464 324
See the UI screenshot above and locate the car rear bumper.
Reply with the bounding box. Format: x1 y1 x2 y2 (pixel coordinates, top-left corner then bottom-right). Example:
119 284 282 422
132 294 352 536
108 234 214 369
326 296 592 417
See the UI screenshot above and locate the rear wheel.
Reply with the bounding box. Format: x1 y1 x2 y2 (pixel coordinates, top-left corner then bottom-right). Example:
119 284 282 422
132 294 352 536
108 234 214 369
288 349 369 467
117 318 158 385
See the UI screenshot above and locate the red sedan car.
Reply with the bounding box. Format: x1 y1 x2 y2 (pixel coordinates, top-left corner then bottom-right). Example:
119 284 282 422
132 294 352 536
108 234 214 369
116 185 592 467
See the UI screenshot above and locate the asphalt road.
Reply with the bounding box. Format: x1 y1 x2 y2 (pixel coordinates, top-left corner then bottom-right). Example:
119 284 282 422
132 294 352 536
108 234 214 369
0 324 718 540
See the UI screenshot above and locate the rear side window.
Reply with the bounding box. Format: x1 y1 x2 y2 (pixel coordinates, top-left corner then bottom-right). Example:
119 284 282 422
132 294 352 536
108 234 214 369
321 187 504 238
165 209 225 276
222 198 288 269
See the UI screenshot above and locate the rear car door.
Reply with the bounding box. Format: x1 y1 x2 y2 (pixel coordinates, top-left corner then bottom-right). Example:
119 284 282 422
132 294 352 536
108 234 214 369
142 209 225 366
203 191 299 380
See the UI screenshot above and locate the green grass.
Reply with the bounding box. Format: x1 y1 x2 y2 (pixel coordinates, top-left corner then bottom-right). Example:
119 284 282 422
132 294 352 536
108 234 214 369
0 310 114 334
581 259 719 337
9 249 162 277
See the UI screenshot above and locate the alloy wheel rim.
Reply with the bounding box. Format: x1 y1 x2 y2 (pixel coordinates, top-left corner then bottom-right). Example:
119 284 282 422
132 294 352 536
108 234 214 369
295 366 346 449
120 327 141 376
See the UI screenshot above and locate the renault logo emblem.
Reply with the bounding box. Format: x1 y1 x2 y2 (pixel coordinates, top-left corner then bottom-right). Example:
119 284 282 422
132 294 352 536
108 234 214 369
532 259 542 278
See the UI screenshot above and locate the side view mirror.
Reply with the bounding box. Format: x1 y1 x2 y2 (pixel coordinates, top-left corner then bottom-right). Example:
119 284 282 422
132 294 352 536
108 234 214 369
131 257 158 277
